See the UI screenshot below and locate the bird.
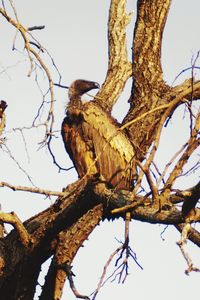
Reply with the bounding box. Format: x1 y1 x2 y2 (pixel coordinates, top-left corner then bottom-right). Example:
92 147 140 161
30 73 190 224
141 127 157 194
181 183 200 220
61 79 135 190
0 100 7 118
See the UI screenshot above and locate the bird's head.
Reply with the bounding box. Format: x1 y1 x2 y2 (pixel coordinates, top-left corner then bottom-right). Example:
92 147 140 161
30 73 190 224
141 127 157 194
68 79 100 100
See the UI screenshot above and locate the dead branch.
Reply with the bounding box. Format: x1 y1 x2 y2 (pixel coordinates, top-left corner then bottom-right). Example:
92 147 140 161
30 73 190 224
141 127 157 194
47 138 74 172
136 160 158 200
175 224 200 248
6 124 71 172
172 67 200 86
143 99 189 169
28 25 45 31
1 143 36 186
0 5 56 146
177 223 200 274
172 49 200 88
0 181 64 197
93 229 142 300
0 211 31 247
163 113 200 196
92 245 123 300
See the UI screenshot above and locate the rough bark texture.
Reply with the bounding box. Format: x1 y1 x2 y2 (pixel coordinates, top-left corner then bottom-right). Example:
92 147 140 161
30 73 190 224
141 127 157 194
0 0 199 299
95 0 132 112
123 0 172 158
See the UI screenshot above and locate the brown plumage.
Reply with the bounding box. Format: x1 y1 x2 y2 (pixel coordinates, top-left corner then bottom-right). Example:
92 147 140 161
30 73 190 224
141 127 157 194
61 79 135 190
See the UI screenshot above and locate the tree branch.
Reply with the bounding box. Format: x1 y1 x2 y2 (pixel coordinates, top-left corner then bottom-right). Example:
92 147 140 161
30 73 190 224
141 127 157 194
0 178 200 297
95 0 132 112
177 223 200 274
0 211 31 247
0 181 64 197
129 0 171 105
172 79 200 102
40 205 103 300
0 6 56 145
122 0 172 153
162 113 200 197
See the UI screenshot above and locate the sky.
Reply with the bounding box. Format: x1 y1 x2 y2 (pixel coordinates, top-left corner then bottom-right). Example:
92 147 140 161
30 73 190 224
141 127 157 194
0 1 200 299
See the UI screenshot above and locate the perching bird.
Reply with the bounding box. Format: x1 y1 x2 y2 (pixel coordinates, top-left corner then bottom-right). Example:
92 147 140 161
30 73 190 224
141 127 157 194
61 79 135 190
181 183 200 220
0 100 7 118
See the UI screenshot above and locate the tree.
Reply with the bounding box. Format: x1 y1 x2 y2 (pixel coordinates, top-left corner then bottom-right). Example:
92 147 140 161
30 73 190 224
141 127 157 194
0 0 199 299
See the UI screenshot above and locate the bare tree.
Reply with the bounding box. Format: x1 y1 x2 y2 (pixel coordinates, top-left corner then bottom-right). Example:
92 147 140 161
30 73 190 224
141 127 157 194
0 0 199 299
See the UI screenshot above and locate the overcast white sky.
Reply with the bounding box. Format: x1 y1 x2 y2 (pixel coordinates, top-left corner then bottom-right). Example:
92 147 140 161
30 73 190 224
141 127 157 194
0 1 200 299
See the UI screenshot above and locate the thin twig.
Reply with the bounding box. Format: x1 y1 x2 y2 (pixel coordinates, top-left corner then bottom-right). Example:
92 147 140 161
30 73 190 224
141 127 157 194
163 113 200 195
0 181 64 197
92 246 123 300
1 143 36 186
0 5 58 152
28 25 45 31
172 66 200 86
92 217 142 299
47 139 74 172
156 143 187 188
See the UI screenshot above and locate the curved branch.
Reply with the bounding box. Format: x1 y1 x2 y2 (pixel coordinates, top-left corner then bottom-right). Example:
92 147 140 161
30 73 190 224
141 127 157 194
0 211 31 247
130 0 171 105
96 0 132 112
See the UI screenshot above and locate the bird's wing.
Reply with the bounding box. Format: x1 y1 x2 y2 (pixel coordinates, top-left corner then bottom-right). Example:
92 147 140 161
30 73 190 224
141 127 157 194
81 102 135 189
61 116 98 178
